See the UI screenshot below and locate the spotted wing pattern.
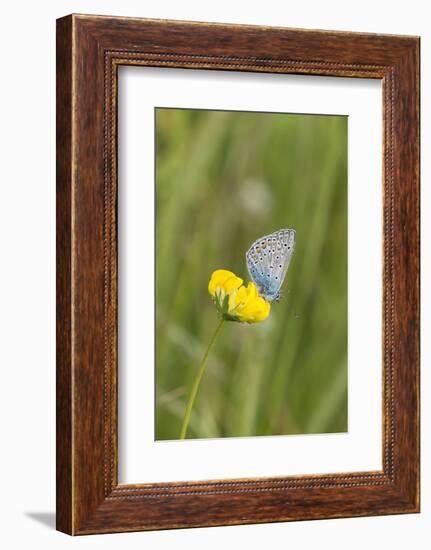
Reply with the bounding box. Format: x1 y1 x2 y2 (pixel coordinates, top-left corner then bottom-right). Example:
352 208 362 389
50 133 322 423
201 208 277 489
246 228 295 302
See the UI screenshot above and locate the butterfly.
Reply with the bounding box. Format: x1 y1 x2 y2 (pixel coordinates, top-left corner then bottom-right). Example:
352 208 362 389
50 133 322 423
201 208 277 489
246 228 296 302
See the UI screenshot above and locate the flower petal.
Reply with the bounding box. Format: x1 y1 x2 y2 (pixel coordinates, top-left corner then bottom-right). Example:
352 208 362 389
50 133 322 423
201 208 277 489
209 270 270 323
208 270 243 297
248 299 271 322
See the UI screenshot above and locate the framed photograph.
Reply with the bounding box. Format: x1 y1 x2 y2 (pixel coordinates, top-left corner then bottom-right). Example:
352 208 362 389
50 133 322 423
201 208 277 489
56 14 420 534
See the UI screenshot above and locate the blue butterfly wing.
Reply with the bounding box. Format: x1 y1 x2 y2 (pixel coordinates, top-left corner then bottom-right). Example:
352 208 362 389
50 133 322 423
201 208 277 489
246 250 268 294
269 229 295 287
246 228 295 302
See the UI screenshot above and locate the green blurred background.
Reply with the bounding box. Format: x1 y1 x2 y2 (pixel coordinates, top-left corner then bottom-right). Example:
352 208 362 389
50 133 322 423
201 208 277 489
155 107 347 440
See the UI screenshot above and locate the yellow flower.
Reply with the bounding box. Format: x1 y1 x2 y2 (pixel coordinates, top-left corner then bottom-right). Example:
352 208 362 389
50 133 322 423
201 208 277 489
208 270 270 323
228 282 271 323
208 269 243 299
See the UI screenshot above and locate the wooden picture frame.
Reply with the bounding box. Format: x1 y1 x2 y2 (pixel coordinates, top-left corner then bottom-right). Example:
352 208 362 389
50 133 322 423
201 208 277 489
56 14 420 535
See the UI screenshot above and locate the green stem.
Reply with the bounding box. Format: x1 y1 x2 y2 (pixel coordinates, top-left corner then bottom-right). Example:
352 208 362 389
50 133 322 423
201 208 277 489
180 319 224 439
